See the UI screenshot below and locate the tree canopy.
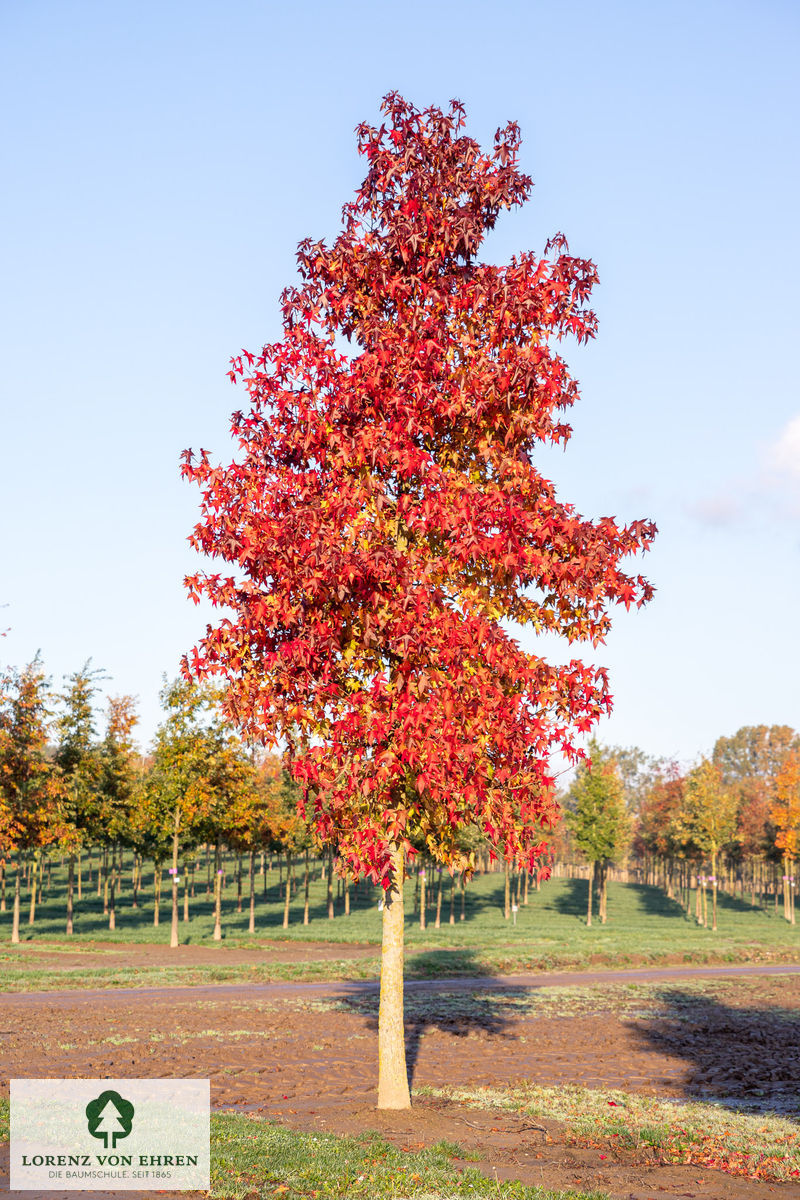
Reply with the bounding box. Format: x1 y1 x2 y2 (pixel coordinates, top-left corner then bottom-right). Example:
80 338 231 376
182 93 656 884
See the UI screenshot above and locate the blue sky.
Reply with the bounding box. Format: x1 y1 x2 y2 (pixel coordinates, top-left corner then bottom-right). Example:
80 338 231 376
1 0 798 765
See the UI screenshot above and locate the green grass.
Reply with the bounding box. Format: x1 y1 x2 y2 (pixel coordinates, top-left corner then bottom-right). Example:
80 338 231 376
1 860 799 992
210 1114 608 1199
0 956 386 992
421 1084 800 1184
0 1099 605 1199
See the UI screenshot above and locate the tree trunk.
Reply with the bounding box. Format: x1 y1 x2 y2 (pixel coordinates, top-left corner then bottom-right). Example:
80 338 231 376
434 869 443 929
248 849 256 933
327 849 334 918
460 872 466 920
600 863 607 924
786 864 796 926
236 853 243 913
108 851 116 931
66 854 75 935
0 859 5 912
213 840 222 940
11 869 21 944
28 855 37 926
77 850 82 901
504 861 510 920
586 860 594 927
448 873 455 925
283 851 291 929
377 844 410 1109
170 807 181 948
153 863 161 926
419 867 426 930
303 848 310 926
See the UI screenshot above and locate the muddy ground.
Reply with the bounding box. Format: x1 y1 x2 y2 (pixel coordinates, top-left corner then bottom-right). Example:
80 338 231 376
2 952 800 1199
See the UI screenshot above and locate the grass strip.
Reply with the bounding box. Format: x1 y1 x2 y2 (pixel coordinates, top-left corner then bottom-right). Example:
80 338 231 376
424 1084 800 1184
0 958 383 993
0 1101 605 1200
210 1112 607 1199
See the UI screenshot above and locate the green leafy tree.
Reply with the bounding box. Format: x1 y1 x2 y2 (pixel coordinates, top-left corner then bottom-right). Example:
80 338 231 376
96 696 143 929
673 758 739 931
565 740 630 926
149 677 228 947
55 662 105 933
200 730 257 940
713 725 799 784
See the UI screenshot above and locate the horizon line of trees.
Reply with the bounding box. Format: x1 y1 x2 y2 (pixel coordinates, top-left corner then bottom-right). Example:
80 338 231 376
2 655 799 941
557 729 800 929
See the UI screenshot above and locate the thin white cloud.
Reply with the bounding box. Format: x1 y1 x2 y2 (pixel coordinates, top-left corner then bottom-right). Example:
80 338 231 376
688 415 800 528
768 414 800 481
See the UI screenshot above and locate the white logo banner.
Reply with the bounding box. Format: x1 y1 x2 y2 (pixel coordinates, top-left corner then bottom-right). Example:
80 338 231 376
10 1078 210 1191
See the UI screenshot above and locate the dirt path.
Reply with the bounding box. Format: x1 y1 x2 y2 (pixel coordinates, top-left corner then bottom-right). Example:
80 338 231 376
2 964 800 1199
5 957 800 1001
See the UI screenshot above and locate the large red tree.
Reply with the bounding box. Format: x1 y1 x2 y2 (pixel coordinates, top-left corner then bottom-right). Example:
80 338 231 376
182 93 656 1107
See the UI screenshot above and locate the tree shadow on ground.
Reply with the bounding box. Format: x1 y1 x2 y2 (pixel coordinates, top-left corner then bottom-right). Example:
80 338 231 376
546 877 588 919
403 877 509 925
626 882 690 919
630 987 800 1113
630 881 780 921
336 949 514 1090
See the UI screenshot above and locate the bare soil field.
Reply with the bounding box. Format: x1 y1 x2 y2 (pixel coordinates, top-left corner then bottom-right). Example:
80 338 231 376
2 956 800 1198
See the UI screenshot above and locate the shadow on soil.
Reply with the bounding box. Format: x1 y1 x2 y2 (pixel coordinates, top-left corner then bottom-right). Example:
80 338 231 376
631 987 800 1113
337 950 512 1090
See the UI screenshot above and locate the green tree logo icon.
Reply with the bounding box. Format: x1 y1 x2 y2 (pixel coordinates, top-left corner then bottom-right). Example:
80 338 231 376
85 1090 135 1149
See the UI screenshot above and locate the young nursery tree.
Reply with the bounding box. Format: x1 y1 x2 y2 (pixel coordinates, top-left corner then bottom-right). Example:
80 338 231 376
674 759 739 932
771 749 800 924
182 94 656 1108
97 696 143 930
565 740 630 925
149 677 228 947
713 725 798 903
55 663 105 933
0 658 64 940
634 762 685 899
